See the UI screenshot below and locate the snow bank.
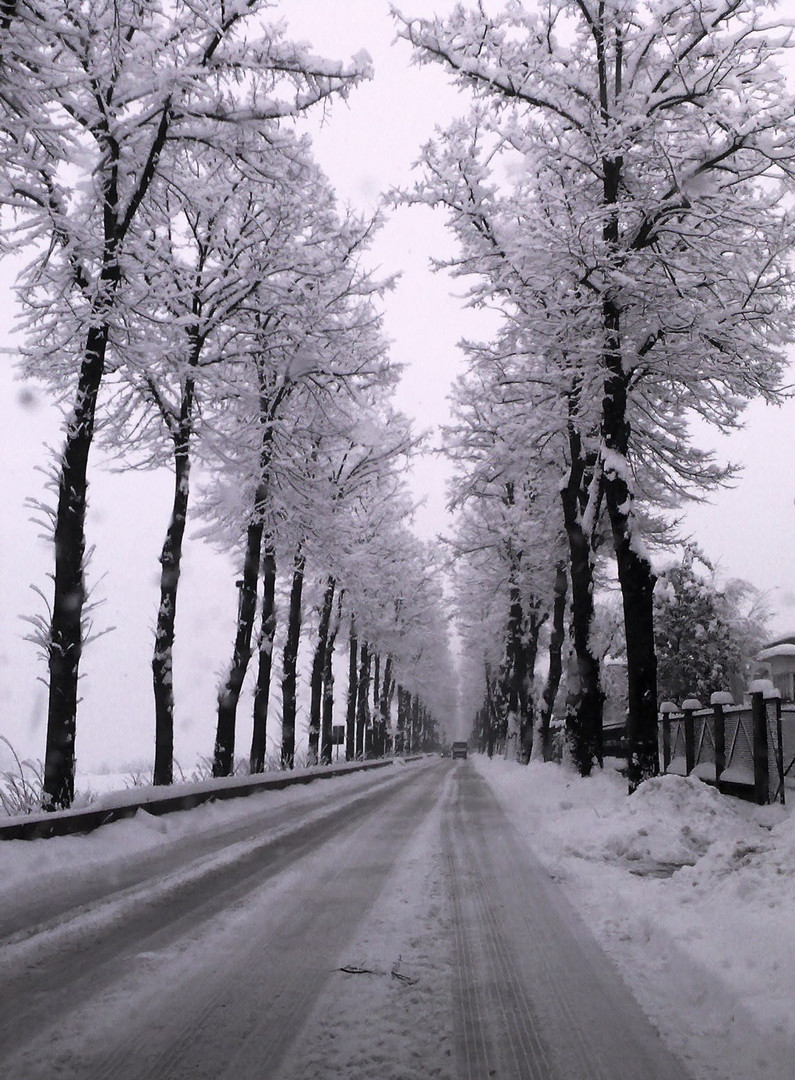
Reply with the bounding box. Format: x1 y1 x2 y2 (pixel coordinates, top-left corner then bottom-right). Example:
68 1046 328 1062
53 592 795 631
474 757 794 1080
0 766 402 900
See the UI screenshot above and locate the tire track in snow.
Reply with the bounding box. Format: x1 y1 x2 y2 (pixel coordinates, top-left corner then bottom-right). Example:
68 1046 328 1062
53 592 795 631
443 771 552 1080
0 766 409 944
0 761 440 1077
445 764 693 1080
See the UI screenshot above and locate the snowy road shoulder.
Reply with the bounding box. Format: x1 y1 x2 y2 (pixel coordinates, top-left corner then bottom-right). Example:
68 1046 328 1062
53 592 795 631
473 755 795 1080
0 762 421 925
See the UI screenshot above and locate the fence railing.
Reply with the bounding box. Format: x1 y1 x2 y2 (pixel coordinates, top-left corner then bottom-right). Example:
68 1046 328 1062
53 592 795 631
659 684 792 805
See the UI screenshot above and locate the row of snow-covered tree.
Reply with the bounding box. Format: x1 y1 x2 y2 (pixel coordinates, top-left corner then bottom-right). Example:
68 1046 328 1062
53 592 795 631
0 0 454 809
395 0 795 788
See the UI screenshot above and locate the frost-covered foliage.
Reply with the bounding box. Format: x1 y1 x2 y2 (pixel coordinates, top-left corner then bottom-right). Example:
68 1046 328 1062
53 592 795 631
654 551 769 705
0 737 44 816
0 0 372 806
397 0 795 785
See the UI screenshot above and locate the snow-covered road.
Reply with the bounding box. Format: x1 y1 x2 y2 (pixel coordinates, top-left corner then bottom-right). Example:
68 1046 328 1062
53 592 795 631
0 758 697 1079
443 766 687 1080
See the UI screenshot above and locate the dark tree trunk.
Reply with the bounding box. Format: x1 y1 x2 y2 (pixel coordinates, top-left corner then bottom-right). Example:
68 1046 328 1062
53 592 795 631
281 550 305 769
561 417 604 776
250 543 276 774
519 610 543 764
604 467 659 789
372 653 380 711
395 685 406 755
215 503 264 778
601 292 658 790
485 661 507 756
355 641 370 759
43 109 171 808
309 577 335 765
410 694 420 754
345 616 358 761
378 655 394 758
505 579 528 760
599 147 659 790
483 665 497 758
152 397 193 787
539 563 567 762
371 653 380 754
43 322 111 809
222 366 284 778
320 594 342 765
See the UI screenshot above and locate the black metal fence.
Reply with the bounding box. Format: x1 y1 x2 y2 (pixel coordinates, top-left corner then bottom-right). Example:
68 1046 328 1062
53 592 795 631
602 688 792 805
659 689 792 805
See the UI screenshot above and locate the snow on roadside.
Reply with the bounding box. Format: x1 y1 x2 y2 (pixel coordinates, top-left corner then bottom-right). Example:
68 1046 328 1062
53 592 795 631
0 765 408 901
474 756 794 1080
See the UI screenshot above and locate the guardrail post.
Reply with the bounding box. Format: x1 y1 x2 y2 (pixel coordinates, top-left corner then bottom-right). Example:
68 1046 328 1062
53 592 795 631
682 699 701 776
710 692 733 786
751 689 769 806
659 702 677 773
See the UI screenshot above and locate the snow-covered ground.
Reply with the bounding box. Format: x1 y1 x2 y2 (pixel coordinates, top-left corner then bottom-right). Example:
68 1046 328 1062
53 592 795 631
0 764 410 894
1 757 792 1080
474 755 795 1080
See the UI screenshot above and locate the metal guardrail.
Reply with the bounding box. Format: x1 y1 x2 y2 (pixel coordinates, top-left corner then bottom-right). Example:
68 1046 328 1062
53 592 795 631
0 758 399 842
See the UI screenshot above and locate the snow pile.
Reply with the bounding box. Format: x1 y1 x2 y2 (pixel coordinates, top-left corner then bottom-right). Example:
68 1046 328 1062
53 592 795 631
476 760 761 873
475 756 795 1080
670 799 793 901
600 773 761 869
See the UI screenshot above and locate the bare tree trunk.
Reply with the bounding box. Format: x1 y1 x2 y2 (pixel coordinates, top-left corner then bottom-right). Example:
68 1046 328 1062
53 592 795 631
152 396 193 786
519 608 543 764
410 694 421 754
215 506 264 777
281 549 305 769
249 543 276 774
539 563 567 761
222 371 283 778
309 577 335 764
561 415 604 776
505 579 527 759
378 654 393 757
320 590 343 764
483 662 505 758
371 653 380 754
355 640 370 758
602 291 658 790
345 616 358 761
43 322 110 809
395 685 406 755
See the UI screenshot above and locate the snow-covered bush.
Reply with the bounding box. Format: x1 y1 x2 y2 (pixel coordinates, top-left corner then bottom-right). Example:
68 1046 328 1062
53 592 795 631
0 736 43 816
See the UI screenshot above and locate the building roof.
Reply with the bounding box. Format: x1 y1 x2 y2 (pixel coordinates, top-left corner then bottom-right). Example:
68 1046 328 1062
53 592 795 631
764 634 795 648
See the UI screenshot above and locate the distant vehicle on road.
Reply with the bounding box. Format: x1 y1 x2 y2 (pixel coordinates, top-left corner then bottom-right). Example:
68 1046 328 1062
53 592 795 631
451 741 468 760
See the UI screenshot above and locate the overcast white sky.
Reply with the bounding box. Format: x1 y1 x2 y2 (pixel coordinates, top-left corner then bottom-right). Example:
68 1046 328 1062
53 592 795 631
1 0 794 773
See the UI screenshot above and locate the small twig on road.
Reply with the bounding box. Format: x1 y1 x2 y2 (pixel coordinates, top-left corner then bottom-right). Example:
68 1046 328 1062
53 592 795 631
391 955 419 985
391 970 419 985
337 959 419 984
